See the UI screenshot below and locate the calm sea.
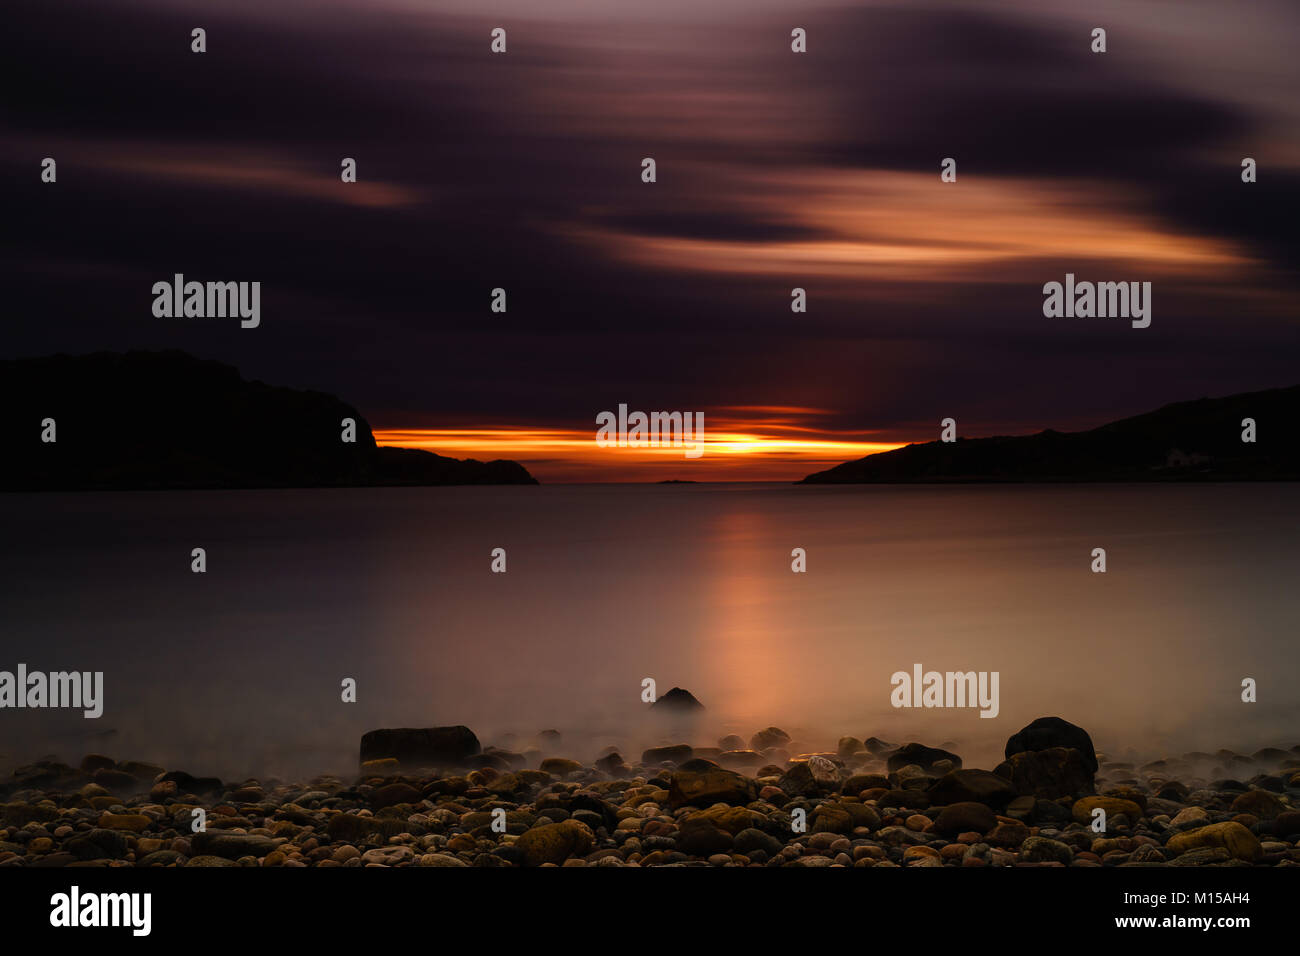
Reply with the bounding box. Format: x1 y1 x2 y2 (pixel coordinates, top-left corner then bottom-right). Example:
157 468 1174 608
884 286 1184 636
1 483 1296 779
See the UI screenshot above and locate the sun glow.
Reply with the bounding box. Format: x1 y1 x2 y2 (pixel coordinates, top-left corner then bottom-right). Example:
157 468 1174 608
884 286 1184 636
374 409 903 483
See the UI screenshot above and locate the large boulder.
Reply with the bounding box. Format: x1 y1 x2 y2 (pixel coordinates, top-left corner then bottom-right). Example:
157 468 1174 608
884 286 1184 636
886 743 962 772
359 726 481 768
1004 717 1098 774
927 769 1018 812
995 747 1096 799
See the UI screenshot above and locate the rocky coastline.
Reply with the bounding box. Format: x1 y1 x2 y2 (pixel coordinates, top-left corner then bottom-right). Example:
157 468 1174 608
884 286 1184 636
3 717 1297 868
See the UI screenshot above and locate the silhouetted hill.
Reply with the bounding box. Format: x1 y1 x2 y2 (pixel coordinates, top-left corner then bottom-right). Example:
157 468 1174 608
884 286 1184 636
801 386 1300 483
0 351 537 490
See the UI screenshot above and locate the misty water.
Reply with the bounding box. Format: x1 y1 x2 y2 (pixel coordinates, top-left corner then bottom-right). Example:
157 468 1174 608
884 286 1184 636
1 483 1296 781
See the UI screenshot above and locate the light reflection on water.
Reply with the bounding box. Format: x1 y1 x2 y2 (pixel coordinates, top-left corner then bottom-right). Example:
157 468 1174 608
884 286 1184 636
0 482 1295 779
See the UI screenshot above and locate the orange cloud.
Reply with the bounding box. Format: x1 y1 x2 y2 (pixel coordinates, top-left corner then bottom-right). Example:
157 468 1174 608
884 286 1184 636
562 168 1255 284
86 141 423 208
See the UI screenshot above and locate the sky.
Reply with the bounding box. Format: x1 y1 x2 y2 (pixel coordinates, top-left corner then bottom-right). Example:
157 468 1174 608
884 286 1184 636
6 0 1299 481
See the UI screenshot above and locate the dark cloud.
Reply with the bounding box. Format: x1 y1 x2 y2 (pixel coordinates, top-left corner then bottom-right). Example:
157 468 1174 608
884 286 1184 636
804 8 1250 174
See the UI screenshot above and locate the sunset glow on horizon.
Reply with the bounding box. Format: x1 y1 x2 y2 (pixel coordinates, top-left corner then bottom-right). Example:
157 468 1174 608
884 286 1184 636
374 407 906 482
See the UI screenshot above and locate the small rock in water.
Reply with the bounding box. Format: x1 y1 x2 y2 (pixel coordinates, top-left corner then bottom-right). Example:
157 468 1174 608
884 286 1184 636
650 687 705 712
750 727 791 751
79 754 116 773
539 757 584 776
642 744 693 765
594 752 626 774
837 736 864 758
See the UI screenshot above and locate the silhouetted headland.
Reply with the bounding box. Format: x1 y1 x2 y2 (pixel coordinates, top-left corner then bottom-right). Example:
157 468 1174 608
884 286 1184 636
0 351 537 490
801 385 1300 483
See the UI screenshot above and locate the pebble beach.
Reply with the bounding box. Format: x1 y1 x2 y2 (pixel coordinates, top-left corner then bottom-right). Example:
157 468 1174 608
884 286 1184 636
3 718 1297 868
